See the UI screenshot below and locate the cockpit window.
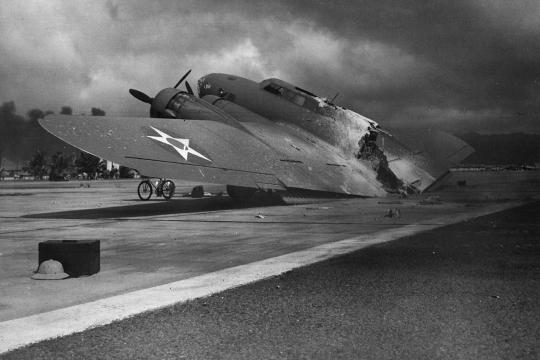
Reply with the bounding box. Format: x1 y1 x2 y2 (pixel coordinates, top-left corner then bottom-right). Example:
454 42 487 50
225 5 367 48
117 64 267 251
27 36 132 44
263 83 284 95
263 81 321 113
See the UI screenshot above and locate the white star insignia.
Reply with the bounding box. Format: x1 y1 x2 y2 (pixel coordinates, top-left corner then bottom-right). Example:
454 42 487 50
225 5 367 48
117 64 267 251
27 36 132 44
147 126 211 162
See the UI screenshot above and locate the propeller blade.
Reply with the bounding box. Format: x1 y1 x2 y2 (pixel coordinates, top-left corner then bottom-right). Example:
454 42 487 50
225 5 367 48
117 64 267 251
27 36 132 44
174 69 192 89
185 81 194 95
129 89 153 104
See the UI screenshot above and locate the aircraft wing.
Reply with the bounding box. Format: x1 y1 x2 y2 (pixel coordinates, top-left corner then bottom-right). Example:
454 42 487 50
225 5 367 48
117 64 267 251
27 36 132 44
39 115 384 196
40 115 284 189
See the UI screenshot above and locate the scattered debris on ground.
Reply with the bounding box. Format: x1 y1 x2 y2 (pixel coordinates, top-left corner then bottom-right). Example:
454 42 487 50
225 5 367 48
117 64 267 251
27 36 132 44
384 208 401 218
0 193 33 197
181 186 222 198
419 195 442 205
190 185 204 198
255 213 265 219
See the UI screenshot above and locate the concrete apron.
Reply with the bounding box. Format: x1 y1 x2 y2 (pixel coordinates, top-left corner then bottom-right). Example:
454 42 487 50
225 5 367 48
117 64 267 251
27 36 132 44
0 201 523 354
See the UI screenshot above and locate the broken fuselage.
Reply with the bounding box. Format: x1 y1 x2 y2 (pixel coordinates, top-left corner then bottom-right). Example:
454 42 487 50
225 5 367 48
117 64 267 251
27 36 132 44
137 73 471 195
156 74 427 193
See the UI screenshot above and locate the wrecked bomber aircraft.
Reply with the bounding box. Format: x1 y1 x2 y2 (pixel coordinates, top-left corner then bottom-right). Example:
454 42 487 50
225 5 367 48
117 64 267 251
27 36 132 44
39 71 474 200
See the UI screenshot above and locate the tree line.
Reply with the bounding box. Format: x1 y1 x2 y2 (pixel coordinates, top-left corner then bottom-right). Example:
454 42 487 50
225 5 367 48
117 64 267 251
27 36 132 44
26 150 136 181
1 101 136 180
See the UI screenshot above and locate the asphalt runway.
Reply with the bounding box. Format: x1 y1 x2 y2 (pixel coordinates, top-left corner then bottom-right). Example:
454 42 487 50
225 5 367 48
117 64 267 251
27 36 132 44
2 198 538 359
0 180 534 357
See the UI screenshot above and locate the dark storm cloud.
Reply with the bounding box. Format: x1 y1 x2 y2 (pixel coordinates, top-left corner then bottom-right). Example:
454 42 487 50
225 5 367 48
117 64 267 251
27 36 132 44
0 0 538 133
262 0 540 132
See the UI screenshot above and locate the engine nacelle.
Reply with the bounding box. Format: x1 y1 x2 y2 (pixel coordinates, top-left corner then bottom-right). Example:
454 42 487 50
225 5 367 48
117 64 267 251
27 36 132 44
165 92 234 121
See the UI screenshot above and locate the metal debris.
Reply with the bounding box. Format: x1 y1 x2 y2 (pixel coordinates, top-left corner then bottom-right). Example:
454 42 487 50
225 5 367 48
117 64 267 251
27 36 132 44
419 195 442 205
384 208 401 218
190 185 204 198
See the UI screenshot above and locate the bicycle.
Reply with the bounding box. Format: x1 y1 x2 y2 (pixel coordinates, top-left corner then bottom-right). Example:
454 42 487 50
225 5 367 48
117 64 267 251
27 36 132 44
137 178 175 201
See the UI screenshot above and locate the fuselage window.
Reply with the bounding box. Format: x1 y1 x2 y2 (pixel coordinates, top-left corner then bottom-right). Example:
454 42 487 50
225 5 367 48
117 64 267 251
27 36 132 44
283 89 296 101
265 83 319 113
293 94 305 106
303 97 319 112
291 92 318 112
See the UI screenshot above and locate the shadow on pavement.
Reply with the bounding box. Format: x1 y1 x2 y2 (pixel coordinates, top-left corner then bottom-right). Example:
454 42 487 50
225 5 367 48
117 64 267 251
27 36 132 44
24 196 285 220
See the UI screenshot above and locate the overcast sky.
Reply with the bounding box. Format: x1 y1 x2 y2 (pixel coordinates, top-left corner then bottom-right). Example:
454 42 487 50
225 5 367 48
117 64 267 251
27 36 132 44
1 0 539 133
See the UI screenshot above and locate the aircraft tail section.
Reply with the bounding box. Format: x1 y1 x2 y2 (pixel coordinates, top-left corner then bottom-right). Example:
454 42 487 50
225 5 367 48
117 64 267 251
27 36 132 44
378 127 474 192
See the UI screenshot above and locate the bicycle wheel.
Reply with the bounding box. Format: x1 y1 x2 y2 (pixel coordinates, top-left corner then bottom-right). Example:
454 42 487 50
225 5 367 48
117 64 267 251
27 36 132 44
137 180 152 200
161 180 175 200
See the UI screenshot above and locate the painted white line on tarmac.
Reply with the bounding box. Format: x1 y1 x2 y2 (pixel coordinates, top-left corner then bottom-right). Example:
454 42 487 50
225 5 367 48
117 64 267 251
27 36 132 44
0 201 522 354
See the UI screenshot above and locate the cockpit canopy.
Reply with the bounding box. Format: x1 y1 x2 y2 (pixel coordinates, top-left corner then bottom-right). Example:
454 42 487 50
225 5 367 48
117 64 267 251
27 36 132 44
260 78 335 115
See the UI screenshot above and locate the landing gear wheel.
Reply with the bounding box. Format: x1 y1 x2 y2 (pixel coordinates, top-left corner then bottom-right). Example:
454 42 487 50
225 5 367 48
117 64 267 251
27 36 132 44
161 180 175 200
137 180 152 201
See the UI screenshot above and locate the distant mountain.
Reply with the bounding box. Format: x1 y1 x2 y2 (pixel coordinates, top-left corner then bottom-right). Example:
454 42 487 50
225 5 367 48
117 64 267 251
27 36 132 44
456 132 540 166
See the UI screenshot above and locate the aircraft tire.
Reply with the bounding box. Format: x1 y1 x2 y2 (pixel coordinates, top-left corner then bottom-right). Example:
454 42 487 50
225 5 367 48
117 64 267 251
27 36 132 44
161 180 176 200
137 180 153 201
226 185 257 201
